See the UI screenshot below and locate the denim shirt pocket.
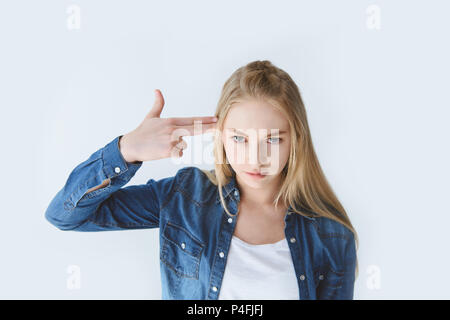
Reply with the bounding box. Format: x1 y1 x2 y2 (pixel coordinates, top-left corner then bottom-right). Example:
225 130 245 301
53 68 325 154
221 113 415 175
160 221 205 279
314 267 345 299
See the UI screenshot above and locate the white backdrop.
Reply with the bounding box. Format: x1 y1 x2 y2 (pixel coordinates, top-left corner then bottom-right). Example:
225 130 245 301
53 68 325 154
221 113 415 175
0 0 449 299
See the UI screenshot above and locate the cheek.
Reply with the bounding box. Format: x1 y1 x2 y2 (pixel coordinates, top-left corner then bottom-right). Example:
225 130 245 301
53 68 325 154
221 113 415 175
224 142 242 164
267 143 290 172
222 140 248 166
222 139 238 164
280 143 290 161
280 142 291 164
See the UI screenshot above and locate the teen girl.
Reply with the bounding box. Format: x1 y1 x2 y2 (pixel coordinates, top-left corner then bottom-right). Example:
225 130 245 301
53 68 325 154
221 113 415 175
45 60 358 300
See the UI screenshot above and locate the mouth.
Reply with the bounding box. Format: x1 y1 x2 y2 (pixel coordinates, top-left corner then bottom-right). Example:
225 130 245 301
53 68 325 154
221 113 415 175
245 171 267 179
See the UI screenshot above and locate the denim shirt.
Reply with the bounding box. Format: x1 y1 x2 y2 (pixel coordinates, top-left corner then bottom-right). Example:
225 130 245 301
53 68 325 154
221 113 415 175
45 135 357 300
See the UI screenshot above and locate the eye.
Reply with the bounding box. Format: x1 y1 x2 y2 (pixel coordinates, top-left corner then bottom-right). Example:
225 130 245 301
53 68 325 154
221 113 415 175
232 135 246 143
232 136 282 144
268 137 281 144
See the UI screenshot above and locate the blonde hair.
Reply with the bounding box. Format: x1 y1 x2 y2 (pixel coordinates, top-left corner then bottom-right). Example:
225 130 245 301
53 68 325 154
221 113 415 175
201 60 359 279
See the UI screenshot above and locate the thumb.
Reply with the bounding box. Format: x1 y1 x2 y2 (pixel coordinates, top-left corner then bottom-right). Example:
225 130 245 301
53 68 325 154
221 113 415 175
146 89 165 119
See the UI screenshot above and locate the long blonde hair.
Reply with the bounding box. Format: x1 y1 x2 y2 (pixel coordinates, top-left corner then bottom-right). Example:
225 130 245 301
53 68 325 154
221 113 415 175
201 60 359 278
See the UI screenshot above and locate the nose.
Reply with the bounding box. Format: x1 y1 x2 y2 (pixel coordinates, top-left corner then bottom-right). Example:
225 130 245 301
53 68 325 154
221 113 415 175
248 140 269 165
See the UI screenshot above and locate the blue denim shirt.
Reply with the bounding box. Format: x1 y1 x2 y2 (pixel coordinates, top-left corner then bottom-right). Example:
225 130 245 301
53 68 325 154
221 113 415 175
45 135 357 300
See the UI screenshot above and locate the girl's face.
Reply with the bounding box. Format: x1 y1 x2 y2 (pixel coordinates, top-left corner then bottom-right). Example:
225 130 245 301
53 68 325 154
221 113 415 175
221 98 291 189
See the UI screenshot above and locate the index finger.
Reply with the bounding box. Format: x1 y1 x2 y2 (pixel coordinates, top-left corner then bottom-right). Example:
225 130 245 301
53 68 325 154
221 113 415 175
170 116 217 126
172 122 218 137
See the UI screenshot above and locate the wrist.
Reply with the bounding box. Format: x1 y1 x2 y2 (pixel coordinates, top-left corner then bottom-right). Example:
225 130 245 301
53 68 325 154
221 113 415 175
119 134 140 164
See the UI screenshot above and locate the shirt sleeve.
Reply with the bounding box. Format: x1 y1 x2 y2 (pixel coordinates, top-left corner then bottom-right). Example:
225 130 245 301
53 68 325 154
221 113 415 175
44 135 179 231
337 233 357 299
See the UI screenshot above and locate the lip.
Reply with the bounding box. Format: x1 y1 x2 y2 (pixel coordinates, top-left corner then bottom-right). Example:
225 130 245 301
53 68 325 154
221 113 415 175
245 171 266 179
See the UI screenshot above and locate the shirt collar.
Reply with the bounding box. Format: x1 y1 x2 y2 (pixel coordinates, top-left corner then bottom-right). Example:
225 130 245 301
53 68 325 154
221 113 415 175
215 169 238 203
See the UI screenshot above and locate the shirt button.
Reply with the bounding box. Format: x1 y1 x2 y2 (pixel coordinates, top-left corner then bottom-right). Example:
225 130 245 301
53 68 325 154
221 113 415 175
212 286 218 292
219 252 224 258
228 218 233 223
181 242 186 249
299 275 305 281
234 190 239 197
290 237 296 243
319 274 324 280
114 167 121 173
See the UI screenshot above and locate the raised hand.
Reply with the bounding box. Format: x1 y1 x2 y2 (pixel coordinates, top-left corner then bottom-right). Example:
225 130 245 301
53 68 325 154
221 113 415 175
119 89 218 163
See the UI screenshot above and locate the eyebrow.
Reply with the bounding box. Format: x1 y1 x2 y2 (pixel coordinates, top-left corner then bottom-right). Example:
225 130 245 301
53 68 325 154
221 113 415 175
230 128 287 136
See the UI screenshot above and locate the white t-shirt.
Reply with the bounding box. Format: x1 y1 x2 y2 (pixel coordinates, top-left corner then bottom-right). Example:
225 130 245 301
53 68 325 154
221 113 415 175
217 235 300 300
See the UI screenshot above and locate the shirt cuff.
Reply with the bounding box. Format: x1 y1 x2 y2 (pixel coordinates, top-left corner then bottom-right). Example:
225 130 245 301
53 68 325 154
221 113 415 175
102 135 143 179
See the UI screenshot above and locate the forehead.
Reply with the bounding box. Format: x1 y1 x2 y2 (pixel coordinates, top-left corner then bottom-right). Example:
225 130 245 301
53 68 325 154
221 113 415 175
223 99 289 131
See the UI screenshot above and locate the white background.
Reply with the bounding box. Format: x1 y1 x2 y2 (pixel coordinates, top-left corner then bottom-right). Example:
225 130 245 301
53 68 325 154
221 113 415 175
0 0 449 299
